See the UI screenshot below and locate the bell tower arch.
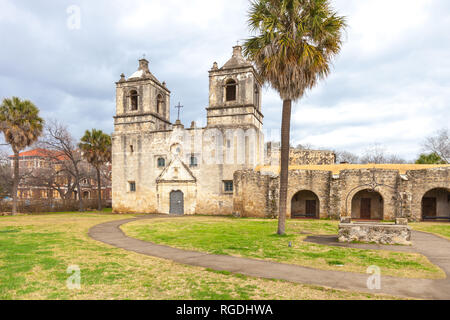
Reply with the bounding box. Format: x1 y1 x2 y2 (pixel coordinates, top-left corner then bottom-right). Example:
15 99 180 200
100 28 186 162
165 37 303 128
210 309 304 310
114 58 171 132
207 45 263 130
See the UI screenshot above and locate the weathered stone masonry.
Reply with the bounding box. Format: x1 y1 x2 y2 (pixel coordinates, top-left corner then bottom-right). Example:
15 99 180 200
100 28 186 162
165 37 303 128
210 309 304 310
233 167 450 221
113 46 264 215
112 46 449 220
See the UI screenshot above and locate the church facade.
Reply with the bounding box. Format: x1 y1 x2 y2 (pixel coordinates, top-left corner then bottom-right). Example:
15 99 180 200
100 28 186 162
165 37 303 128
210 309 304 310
112 46 265 215
112 46 450 221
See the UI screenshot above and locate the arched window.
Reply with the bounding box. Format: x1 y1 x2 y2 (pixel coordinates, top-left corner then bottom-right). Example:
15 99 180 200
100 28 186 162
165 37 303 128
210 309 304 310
130 90 138 111
156 94 164 114
190 156 198 167
254 85 260 109
157 158 166 168
225 79 237 102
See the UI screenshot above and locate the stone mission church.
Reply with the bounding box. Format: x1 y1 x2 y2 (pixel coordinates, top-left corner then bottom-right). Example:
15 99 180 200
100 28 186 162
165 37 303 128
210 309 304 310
112 45 266 215
112 45 450 221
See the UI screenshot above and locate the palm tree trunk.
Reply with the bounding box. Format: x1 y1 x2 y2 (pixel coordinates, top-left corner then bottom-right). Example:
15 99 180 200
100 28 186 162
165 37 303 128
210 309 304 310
278 99 292 235
12 151 19 216
96 167 102 211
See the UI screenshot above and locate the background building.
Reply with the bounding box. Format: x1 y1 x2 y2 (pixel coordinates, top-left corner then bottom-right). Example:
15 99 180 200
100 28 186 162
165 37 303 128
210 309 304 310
9 148 111 205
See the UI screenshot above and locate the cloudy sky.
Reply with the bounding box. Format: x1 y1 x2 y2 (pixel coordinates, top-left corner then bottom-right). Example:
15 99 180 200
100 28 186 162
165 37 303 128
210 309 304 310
0 0 449 160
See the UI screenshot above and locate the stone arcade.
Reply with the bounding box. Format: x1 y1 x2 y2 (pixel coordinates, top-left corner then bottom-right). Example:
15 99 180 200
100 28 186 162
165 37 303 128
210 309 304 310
112 46 450 224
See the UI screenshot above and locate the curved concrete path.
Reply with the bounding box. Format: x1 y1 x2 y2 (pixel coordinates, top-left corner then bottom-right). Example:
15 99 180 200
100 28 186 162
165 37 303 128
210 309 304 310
88 216 450 300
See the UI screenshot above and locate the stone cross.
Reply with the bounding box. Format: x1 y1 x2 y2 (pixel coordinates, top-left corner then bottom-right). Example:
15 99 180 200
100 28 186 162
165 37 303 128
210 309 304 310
175 102 183 121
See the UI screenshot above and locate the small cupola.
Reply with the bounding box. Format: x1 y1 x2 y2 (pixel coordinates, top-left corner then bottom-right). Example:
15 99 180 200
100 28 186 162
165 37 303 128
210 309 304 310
221 45 252 70
138 58 150 72
128 57 158 81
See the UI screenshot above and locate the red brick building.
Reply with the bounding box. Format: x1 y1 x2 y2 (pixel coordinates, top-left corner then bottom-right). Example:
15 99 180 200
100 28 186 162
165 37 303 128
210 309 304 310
9 148 111 203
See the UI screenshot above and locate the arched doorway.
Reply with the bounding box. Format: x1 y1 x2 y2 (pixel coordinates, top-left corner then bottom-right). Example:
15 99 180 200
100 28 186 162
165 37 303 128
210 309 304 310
291 191 319 219
170 190 184 215
422 188 450 221
351 189 384 220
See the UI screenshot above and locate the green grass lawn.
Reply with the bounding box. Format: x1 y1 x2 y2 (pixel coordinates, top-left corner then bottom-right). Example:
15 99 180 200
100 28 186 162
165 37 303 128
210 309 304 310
410 222 450 241
0 212 401 300
122 217 445 280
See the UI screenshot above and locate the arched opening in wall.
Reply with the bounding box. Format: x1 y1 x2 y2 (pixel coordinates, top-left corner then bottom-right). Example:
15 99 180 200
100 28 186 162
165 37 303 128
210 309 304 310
83 191 90 199
351 189 384 220
130 90 139 111
225 79 237 102
156 94 164 115
422 188 450 221
254 84 260 110
291 190 319 219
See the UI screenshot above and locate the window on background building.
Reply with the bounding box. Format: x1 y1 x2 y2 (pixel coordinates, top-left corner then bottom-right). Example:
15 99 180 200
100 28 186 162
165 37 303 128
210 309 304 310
223 181 233 193
130 90 138 111
129 182 136 192
225 79 237 101
157 158 165 168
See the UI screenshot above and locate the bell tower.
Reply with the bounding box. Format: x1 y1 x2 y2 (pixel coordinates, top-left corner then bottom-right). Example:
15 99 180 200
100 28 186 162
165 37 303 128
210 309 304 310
207 45 263 130
114 58 172 132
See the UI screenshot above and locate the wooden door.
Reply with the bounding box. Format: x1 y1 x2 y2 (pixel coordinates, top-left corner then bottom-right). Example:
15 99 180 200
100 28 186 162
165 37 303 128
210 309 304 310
422 198 437 219
170 191 184 215
360 198 371 219
306 200 317 218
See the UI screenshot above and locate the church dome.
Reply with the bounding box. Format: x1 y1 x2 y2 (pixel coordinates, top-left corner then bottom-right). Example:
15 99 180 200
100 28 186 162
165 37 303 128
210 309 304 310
128 69 145 79
127 58 161 84
221 45 252 70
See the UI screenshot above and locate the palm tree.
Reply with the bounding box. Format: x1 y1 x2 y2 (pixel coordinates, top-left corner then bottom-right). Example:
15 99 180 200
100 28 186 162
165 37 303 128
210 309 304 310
243 0 346 234
0 97 44 215
79 129 111 211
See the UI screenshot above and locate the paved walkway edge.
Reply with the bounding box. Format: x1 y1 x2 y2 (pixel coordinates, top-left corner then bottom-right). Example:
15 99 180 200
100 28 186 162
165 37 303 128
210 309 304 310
88 216 450 300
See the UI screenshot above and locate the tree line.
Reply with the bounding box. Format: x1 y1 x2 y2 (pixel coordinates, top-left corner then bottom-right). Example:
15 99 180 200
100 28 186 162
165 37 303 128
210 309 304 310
332 131 449 165
0 97 112 215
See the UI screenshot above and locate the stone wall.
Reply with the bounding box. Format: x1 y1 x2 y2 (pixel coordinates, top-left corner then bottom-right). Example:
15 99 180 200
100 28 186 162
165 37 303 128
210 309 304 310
337 169 400 220
233 170 275 218
265 143 336 166
338 222 412 245
402 168 450 220
233 169 332 218
233 167 450 221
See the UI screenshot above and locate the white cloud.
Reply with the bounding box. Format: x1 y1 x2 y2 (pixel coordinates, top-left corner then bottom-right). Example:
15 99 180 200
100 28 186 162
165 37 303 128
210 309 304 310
0 0 448 161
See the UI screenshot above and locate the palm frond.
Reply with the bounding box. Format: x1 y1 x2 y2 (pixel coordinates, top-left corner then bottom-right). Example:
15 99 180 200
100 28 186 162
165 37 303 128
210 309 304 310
243 0 347 101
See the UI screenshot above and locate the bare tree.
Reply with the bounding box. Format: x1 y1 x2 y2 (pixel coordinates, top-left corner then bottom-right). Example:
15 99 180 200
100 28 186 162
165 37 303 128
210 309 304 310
27 166 76 200
386 155 408 164
359 144 406 164
39 120 85 211
360 144 388 164
423 128 449 164
0 150 13 198
296 143 313 150
334 150 359 164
